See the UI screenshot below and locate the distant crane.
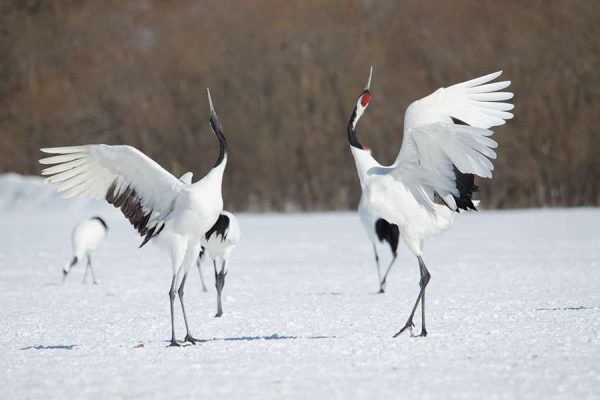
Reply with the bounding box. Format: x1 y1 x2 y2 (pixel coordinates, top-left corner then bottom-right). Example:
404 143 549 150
347 68 513 336
62 216 108 284
358 194 399 293
197 211 240 317
40 89 228 346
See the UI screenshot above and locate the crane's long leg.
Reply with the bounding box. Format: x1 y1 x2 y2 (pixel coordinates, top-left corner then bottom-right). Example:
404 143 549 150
178 272 201 344
82 260 89 284
214 259 227 318
196 258 208 292
419 258 429 337
168 274 179 347
379 255 397 293
393 256 430 338
372 244 384 293
87 255 98 285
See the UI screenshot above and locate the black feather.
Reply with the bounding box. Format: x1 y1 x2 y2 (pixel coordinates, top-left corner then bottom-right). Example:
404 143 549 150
106 181 164 247
205 214 230 241
450 117 479 212
453 166 478 211
375 218 400 256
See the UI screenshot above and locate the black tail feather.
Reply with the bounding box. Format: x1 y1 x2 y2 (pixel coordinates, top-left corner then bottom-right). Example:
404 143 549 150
453 166 478 211
450 117 479 212
375 218 400 256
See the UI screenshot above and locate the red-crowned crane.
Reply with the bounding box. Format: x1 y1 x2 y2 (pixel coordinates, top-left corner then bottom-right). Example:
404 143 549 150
347 68 514 337
62 216 108 284
197 211 240 317
40 89 228 346
358 194 399 293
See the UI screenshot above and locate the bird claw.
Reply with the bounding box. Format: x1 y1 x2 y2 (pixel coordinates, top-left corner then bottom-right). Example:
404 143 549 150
184 335 204 345
167 340 181 347
392 320 415 338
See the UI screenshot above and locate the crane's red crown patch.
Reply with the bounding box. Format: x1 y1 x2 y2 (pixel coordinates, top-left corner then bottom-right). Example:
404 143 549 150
360 92 371 107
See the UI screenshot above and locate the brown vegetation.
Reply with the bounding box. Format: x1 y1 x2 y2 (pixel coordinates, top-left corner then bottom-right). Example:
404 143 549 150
1 0 599 210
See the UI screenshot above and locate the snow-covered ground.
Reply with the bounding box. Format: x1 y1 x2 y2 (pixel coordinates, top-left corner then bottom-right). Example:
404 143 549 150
1 176 599 399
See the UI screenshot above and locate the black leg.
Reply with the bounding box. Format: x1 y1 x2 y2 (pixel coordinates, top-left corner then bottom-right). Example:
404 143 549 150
393 256 430 338
215 260 227 317
372 243 384 293
87 255 98 285
168 275 179 347
418 257 430 337
178 272 201 344
379 255 397 293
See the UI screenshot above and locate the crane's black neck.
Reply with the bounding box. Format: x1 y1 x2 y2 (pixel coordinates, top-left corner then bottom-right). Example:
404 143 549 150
210 114 228 168
347 107 363 150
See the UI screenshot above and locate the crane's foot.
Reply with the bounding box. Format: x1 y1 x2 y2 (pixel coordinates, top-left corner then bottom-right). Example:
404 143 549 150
167 340 181 347
392 320 415 338
184 334 204 345
214 311 223 318
419 328 427 337
378 287 385 294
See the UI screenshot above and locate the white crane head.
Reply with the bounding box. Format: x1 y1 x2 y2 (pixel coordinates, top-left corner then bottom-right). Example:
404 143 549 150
347 66 373 150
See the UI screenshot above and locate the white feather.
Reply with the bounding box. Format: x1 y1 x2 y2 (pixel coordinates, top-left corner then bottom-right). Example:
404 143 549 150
40 145 184 221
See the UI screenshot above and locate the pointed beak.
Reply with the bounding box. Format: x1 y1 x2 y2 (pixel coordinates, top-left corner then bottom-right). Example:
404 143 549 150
364 66 373 91
207 88 216 116
207 88 224 138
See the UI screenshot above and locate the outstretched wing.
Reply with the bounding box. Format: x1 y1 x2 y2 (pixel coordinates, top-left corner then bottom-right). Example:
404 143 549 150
395 71 513 167
392 71 513 211
40 145 184 246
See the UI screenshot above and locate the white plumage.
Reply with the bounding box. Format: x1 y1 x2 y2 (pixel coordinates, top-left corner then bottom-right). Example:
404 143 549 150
63 216 108 284
40 89 228 346
197 211 240 317
347 68 514 337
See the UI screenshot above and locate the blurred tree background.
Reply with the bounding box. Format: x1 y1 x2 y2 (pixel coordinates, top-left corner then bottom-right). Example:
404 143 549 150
1 0 599 211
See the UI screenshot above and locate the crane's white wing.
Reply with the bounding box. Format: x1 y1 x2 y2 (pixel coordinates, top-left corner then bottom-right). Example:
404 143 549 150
40 145 184 246
396 71 513 167
393 122 498 211
389 71 513 211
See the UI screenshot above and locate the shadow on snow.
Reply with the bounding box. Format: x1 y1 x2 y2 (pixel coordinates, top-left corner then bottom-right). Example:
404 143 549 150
21 344 77 350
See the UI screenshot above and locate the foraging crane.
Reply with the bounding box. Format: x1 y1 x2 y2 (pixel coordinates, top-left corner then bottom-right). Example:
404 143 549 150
197 211 240 317
40 89 227 346
63 216 108 284
358 194 399 293
347 68 513 337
